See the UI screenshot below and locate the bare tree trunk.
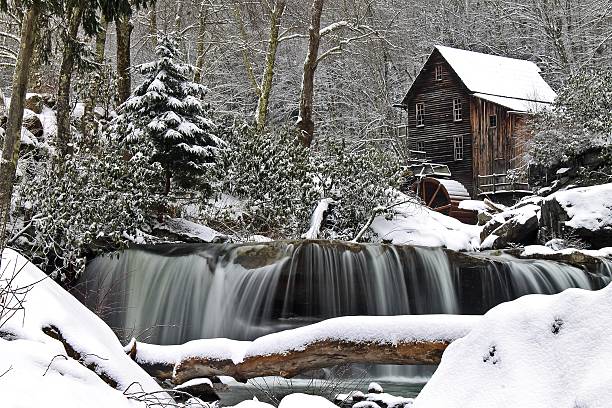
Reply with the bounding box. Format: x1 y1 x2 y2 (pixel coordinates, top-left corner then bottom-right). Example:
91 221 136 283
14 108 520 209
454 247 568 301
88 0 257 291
0 5 40 247
175 0 183 31
116 13 133 104
193 2 209 84
255 0 286 131
82 16 108 138
149 3 157 48
56 4 85 158
233 5 261 99
296 0 324 147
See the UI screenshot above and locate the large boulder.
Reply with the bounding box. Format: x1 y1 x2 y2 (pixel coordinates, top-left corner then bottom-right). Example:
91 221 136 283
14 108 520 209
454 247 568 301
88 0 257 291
540 184 612 249
480 204 540 249
22 108 43 139
173 378 219 402
24 93 44 113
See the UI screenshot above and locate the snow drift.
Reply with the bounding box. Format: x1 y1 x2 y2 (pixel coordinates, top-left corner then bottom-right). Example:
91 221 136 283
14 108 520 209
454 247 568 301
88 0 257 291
0 248 167 407
415 282 612 407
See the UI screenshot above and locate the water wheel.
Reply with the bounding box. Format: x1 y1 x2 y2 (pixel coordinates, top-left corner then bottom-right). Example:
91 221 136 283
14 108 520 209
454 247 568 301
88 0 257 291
412 177 453 215
412 177 476 223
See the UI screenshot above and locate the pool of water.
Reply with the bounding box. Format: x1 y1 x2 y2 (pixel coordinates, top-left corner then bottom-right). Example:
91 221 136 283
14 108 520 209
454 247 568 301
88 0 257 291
216 377 427 406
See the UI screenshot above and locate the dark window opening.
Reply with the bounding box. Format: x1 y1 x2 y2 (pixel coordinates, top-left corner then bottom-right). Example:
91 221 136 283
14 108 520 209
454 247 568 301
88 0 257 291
453 98 462 122
435 65 443 81
453 136 464 161
416 103 424 127
489 114 497 128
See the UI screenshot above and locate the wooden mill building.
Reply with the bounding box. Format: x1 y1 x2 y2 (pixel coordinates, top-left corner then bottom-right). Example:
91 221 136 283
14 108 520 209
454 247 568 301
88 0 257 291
396 46 557 199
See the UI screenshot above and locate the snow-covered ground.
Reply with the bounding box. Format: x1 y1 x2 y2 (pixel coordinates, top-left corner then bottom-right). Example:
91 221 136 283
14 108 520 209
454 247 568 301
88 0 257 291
415 283 612 407
371 196 482 251
0 249 168 407
546 183 612 231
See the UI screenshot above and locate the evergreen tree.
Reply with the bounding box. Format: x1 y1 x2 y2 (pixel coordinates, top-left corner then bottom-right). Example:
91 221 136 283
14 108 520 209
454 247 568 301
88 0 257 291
112 34 223 195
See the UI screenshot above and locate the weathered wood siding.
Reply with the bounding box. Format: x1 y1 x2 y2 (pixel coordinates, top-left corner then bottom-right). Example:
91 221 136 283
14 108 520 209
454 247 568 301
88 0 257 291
404 50 474 194
470 98 527 192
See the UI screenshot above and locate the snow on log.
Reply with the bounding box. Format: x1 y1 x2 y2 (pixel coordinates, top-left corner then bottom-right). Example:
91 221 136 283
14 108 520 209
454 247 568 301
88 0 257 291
127 315 480 384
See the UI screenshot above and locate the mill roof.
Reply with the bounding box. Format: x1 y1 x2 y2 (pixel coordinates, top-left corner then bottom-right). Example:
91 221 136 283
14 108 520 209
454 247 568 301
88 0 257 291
402 45 557 112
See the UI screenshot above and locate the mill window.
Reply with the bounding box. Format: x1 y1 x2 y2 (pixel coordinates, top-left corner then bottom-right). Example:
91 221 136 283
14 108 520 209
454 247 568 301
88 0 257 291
489 114 497 128
453 98 462 122
435 65 443 81
416 140 425 152
453 135 464 161
415 103 424 127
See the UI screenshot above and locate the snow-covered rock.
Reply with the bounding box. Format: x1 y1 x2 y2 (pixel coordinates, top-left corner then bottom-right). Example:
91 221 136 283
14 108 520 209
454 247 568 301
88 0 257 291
336 388 414 408
153 217 227 243
371 197 481 251
480 203 540 249
540 183 612 248
368 382 383 393
228 397 274 408
174 377 219 402
278 393 337 408
457 199 488 212
415 283 612 407
22 108 43 138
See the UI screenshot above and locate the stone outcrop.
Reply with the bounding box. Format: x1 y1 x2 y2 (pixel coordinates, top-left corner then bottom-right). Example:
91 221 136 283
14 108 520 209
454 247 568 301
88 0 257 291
540 192 612 249
480 204 540 249
22 109 43 139
24 93 55 114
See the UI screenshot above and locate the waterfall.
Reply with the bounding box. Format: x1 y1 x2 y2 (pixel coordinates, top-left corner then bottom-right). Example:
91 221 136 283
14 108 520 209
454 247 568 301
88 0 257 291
82 242 610 348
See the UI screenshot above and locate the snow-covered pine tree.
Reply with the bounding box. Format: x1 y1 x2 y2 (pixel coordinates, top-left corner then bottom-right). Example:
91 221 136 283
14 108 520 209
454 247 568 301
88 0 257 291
112 34 223 196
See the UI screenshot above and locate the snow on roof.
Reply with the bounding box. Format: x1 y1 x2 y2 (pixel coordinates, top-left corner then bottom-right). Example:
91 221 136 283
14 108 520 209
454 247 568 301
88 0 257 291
438 179 470 200
472 93 552 112
435 45 557 109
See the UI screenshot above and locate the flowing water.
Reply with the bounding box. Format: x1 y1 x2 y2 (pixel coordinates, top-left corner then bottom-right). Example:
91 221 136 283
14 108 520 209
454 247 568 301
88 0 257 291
80 241 612 386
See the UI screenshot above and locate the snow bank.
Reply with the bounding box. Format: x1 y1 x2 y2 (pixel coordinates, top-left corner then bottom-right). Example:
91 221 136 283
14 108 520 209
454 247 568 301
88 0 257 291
131 314 480 366
228 398 274 408
415 283 612 407
278 393 337 407
547 183 612 231
457 199 488 212
522 245 612 258
371 198 481 251
0 249 165 407
0 336 138 408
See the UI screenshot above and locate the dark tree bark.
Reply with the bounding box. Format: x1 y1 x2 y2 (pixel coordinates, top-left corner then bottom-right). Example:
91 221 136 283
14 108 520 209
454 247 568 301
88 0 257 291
296 0 324 147
255 0 286 131
82 16 109 138
55 3 86 158
0 5 40 246
193 2 209 84
149 3 157 48
129 338 452 384
116 13 133 104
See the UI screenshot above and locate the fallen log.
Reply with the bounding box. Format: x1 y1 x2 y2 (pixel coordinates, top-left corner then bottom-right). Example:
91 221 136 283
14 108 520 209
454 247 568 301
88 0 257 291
127 314 480 384
174 338 449 383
